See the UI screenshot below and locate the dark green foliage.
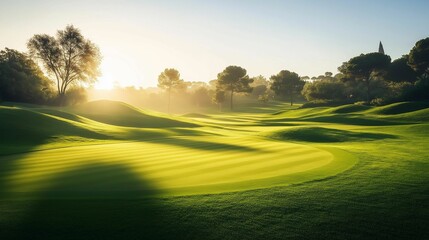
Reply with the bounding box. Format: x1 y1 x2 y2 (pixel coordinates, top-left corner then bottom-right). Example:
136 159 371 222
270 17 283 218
270 70 304 105
301 79 347 101
339 52 391 102
216 66 253 110
0 48 53 104
408 37 429 75
385 57 418 83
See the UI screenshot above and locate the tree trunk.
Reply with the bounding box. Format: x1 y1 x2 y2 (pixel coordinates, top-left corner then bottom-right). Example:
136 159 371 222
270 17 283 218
230 90 234 111
59 92 66 107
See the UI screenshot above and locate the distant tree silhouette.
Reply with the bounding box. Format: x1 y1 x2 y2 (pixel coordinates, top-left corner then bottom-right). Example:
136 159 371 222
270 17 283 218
216 66 253 110
338 52 391 102
325 72 333 77
408 37 429 76
300 76 310 81
27 25 100 105
386 56 418 83
157 68 184 113
0 48 53 103
250 75 269 87
212 89 226 111
270 70 304 106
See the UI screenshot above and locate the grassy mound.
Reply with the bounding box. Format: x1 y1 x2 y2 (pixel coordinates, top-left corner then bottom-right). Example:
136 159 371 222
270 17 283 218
367 102 429 115
389 108 429 122
329 104 372 114
70 100 197 128
267 127 396 142
0 106 107 154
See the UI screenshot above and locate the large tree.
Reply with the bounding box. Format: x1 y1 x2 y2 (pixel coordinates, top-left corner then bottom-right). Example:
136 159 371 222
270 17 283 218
0 48 53 103
408 37 429 76
216 66 253 110
157 68 184 113
386 56 418 83
338 52 391 102
27 25 101 103
270 70 304 106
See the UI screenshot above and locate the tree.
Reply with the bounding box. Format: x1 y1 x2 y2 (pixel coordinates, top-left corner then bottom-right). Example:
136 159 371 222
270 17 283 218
301 79 347 101
212 89 226 111
157 68 184 113
300 76 310 81
0 48 53 103
325 72 333 77
408 37 429 76
386 56 418 83
27 25 101 104
192 87 211 108
216 66 253 110
250 75 269 87
270 70 304 106
338 52 391 102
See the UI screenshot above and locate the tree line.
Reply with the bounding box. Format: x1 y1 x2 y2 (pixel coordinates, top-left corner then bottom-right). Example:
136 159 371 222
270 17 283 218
0 25 428 110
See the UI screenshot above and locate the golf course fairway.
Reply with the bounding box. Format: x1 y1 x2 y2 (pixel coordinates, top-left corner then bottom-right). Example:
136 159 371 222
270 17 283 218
1 137 355 198
0 100 427 239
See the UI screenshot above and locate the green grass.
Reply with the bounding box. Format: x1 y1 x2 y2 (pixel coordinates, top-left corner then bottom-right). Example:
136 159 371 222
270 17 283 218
0 100 428 239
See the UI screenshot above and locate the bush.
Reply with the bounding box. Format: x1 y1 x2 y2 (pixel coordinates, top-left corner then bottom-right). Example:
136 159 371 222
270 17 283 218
302 79 347 101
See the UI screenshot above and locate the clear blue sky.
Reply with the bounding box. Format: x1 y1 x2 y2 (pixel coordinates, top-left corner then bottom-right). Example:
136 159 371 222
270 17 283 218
1 0 428 88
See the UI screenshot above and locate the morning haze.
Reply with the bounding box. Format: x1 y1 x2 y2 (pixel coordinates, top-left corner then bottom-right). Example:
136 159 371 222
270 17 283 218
0 0 428 239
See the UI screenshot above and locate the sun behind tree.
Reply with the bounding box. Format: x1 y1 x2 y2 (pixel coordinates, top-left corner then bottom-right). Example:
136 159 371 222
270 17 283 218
27 25 101 105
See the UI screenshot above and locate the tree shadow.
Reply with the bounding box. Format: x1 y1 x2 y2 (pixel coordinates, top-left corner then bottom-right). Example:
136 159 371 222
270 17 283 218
1 162 205 240
146 137 264 153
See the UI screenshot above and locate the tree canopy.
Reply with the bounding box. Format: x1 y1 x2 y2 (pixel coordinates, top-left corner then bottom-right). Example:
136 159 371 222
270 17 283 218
270 70 304 105
339 52 391 101
27 25 101 100
158 68 184 113
385 56 418 83
408 37 429 76
0 48 53 103
216 66 253 110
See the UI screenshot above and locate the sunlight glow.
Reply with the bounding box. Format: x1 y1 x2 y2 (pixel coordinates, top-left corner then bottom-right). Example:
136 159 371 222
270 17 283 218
95 51 142 90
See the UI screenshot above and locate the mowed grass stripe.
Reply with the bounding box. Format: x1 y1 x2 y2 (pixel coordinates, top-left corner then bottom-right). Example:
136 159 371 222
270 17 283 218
2 138 293 170
5 143 313 184
2 137 353 196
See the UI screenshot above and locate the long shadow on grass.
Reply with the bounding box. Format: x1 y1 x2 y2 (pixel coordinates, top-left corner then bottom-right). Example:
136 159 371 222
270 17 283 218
147 137 264 152
2 163 205 240
263 114 411 126
269 127 397 143
0 107 111 199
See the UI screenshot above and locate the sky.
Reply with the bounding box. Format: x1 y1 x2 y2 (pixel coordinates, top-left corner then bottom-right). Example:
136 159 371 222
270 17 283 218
1 0 428 89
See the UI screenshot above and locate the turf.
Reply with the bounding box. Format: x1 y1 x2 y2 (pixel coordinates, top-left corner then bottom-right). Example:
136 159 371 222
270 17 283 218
0 100 428 239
